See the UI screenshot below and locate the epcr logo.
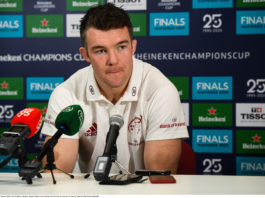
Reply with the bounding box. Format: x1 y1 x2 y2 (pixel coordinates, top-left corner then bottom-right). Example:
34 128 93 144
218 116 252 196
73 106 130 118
62 106 73 112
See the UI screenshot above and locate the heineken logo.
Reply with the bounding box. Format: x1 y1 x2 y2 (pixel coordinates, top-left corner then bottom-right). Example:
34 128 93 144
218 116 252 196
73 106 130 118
0 78 23 100
26 15 63 37
1 81 9 89
193 103 232 126
236 130 265 154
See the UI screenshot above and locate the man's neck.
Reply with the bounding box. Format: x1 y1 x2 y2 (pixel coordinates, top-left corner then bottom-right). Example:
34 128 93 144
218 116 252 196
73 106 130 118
98 83 129 105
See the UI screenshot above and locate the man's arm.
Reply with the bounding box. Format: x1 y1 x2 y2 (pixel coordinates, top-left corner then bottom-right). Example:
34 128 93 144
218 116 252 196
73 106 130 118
144 139 182 174
42 136 79 173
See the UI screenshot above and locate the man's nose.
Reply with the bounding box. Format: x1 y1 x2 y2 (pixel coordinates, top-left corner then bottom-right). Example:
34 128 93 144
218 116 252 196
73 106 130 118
107 50 118 66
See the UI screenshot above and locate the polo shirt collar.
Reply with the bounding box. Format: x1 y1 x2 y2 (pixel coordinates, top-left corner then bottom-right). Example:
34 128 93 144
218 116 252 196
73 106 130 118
86 57 142 102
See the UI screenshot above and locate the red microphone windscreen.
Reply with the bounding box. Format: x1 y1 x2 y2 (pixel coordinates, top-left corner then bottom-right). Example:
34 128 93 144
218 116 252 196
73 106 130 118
11 108 43 138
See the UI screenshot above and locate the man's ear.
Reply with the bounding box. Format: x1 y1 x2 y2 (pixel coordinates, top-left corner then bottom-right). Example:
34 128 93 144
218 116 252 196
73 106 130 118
79 47 91 62
132 39 137 55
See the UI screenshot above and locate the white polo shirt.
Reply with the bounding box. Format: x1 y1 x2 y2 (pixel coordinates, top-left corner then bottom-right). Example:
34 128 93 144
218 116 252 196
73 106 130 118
41 58 189 173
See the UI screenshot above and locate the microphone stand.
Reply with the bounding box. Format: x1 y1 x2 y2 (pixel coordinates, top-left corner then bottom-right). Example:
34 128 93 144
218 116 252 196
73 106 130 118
43 143 74 184
19 133 74 185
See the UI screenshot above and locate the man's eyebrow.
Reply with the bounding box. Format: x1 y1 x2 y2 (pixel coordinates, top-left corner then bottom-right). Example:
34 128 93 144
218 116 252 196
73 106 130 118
91 40 130 51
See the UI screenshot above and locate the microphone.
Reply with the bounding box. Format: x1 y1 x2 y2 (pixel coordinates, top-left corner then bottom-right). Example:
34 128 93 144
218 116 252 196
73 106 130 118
0 108 42 156
37 104 84 161
103 114 124 157
93 114 124 181
19 105 84 183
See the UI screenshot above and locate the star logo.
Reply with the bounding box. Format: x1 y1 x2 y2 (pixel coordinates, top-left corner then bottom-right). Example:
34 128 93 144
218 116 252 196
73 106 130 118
41 18 48 27
42 107 47 115
208 107 216 116
1 81 8 89
252 134 261 143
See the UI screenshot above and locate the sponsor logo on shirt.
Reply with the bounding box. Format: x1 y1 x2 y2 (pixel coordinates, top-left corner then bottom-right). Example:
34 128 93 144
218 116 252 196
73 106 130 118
128 115 143 146
85 122 97 136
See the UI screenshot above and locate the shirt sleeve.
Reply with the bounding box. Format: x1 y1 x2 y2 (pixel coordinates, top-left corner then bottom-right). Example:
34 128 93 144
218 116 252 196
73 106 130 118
41 85 79 139
145 84 189 141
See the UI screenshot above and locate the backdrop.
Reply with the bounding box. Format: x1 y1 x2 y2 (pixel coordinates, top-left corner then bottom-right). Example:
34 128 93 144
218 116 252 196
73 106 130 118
0 0 265 176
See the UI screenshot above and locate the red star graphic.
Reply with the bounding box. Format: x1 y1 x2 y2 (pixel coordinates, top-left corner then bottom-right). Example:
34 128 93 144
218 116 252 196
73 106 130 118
42 107 47 114
252 134 261 142
1 81 8 89
208 107 216 116
41 18 48 27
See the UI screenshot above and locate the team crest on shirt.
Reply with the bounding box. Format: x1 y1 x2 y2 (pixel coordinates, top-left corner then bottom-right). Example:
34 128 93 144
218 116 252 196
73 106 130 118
128 115 143 146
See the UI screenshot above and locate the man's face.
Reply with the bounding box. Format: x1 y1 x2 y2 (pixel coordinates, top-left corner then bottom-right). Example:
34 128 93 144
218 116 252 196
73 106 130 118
80 27 137 91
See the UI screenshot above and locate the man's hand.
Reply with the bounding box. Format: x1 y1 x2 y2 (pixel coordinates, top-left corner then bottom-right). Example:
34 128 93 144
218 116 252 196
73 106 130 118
42 136 79 173
144 139 182 174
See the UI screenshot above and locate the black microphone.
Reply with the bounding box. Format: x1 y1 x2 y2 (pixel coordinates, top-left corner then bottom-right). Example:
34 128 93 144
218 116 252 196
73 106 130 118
103 114 124 157
93 114 124 181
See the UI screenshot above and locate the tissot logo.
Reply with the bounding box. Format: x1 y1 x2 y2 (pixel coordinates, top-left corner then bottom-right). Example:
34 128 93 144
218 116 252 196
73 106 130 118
26 77 64 100
236 157 265 176
236 103 265 127
192 77 233 100
192 103 232 127
236 130 265 154
0 77 23 100
192 129 232 153
107 0 147 10
26 15 63 37
193 0 233 8
236 10 265 35
150 12 189 36
0 15 23 38
66 14 84 37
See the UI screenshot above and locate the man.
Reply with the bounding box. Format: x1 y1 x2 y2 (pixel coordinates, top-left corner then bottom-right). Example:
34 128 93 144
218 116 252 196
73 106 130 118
41 3 189 174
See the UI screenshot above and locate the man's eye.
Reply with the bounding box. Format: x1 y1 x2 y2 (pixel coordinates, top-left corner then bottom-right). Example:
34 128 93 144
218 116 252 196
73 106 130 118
119 45 126 50
96 49 105 54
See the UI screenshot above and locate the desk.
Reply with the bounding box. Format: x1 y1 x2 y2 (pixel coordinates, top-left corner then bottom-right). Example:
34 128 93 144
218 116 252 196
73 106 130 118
0 173 264 195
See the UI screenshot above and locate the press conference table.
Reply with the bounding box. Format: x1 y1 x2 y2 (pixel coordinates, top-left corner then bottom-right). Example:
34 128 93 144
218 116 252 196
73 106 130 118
0 173 265 195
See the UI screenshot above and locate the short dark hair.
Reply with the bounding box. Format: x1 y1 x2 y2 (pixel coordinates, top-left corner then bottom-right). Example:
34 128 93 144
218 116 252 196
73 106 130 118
80 3 133 47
